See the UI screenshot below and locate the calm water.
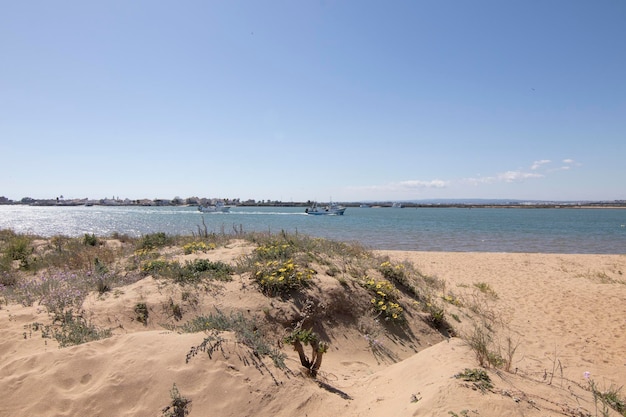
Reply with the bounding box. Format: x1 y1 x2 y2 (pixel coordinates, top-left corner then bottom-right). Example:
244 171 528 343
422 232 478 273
1 205 625 254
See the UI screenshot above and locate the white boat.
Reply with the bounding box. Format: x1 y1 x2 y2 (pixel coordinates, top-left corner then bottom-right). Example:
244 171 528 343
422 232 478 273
197 201 232 213
305 202 346 215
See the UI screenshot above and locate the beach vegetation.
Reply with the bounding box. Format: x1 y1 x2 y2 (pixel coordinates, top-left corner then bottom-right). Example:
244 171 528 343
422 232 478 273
442 292 463 306
1 231 34 270
161 383 191 417
454 368 493 392
448 411 471 417
25 314 112 347
134 302 149 325
2 230 454 374
82 233 98 246
363 277 404 321
251 258 314 296
284 327 328 377
182 241 216 254
473 282 498 299
464 324 504 368
142 258 234 284
586 373 626 417
183 310 286 368
164 297 184 321
137 232 171 250
45 315 112 347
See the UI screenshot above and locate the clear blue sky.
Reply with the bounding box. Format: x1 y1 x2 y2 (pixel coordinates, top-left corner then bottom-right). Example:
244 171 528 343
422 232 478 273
1 1 625 202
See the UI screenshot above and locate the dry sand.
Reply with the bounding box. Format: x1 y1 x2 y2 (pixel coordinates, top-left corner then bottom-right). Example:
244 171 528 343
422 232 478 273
1 245 625 417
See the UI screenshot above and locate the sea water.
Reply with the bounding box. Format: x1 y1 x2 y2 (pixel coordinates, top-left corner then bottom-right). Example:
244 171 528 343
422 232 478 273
0 205 625 254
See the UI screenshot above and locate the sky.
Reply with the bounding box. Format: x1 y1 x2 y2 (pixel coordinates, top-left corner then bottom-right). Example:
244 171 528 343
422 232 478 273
1 1 625 203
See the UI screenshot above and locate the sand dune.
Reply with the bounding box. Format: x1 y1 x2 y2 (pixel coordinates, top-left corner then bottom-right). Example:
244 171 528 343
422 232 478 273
2 245 625 417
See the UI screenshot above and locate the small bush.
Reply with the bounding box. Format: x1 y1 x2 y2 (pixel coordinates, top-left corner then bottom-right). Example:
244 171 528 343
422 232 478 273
142 259 233 284
3 235 33 269
455 368 493 392
161 383 191 417
137 232 170 250
49 315 112 347
363 278 404 321
134 302 149 325
284 328 328 378
183 310 285 368
83 233 98 246
251 259 314 296
141 259 170 274
586 374 626 416
27 314 112 347
182 259 233 282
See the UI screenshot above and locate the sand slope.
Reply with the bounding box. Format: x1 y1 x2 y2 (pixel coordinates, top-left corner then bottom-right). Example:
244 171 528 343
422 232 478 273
2 247 625 417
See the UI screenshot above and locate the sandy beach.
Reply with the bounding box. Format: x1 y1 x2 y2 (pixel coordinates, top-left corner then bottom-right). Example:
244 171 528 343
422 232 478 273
1 241 625 417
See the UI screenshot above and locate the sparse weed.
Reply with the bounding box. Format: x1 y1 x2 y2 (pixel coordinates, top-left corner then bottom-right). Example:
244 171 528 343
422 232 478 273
26 314 112 347
134 302 149 325
473 282 498 299
585 372 626 417
464 324 504 368
161 383 191 417
455 368 493 392
182 310 286 368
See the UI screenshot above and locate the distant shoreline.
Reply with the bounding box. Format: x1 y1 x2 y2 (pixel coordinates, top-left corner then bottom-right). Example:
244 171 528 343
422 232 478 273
1 200 625 209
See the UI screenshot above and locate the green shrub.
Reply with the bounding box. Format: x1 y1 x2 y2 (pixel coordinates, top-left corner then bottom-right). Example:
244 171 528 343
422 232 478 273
137 232 170 250
28 315 112 347
284 328 328 377
82 233 98 246
3 235 33 269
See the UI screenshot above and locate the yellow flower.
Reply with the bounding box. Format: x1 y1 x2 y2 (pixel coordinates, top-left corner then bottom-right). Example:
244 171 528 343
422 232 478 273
381 305 387 310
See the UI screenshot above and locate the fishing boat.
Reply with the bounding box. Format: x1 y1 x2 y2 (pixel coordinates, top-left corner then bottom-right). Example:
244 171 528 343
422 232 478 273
305 202 346 215
197 201 232 213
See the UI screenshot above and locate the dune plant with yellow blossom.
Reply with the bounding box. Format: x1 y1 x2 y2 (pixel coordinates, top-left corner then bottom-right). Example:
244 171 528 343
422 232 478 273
363 277 404 321
378 260 406 282
253 242 295 261
182 241 216 255
252 259 314 296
